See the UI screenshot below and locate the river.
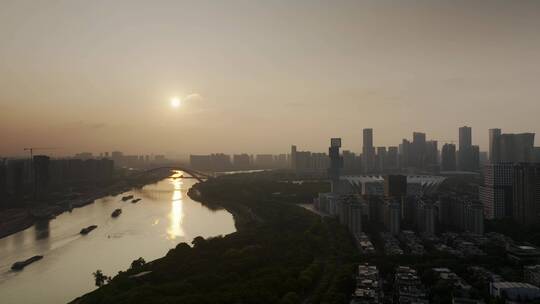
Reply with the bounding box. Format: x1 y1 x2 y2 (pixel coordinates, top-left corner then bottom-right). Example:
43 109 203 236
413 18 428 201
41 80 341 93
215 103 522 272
0 171 236 304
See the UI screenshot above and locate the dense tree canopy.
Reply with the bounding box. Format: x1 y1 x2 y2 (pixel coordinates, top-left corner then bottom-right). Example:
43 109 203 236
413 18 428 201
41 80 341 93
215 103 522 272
72 175 355 304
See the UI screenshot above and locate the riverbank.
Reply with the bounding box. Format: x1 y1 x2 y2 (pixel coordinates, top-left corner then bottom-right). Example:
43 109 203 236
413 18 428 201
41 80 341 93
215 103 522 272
71 174 357 304
0 171 171 239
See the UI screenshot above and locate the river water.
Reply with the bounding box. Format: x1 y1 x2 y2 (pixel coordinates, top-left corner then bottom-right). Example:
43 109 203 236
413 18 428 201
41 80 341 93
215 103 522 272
0 172 236 304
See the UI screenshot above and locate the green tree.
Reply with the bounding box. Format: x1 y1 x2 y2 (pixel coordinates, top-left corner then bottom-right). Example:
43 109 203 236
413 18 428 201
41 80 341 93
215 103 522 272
130 257 146 270
92 270 110 287
280 292 300 304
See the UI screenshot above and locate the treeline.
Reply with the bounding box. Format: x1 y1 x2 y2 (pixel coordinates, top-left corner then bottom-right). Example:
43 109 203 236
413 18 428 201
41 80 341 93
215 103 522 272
72 175 355 304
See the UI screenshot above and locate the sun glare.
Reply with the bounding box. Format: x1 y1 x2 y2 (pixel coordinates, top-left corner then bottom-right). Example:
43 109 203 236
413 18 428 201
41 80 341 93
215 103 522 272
170 97 181 108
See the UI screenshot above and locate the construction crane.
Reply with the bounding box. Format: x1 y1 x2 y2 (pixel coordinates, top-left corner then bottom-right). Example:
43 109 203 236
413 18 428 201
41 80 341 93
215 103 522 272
23 147 57 159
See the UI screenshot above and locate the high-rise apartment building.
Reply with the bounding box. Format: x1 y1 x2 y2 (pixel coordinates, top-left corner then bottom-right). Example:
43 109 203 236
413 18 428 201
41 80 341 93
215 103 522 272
441 143 457 171
328 138 343 193
464 200 484 235
362 129 375 173
411 132 427 169
489 128 502 163
499 133 535 163
290 145 297 169
386 146 399 172
376 147 387 172
490 130 535 163
513 163 540 225
458 126 479 171
233 154 251 169
383 199 401 235
33 155 50 199
479 163 514 219
425 140 438 169
416 199 435 236
459 126 472 150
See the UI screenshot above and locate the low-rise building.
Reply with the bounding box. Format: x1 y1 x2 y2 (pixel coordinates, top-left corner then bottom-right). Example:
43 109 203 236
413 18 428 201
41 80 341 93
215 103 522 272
356 233 376 255
524 265 540 287
507 244 540 264
351 264 381 304
394 266 428 304
490 282 540 301
381 232 403 256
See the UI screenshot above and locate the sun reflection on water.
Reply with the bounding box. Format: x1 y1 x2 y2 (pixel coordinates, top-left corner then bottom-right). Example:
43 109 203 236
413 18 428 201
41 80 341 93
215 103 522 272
167 171 185 239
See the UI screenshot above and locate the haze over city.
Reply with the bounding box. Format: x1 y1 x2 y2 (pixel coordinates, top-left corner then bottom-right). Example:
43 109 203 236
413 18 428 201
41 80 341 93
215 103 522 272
2 0 540 157
3 2 540 304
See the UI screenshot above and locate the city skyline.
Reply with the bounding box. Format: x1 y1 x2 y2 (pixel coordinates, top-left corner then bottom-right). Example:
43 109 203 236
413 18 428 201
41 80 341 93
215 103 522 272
2 125 538 159
2 0 540 155
3 2 540 304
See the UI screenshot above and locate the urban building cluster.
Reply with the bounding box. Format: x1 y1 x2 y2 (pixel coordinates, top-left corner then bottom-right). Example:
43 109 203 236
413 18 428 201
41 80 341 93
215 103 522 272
308 134 540 303
75 151 168 168
190 153 289 171
394 266 429 304
313 138 485 240
0 155 114 205
476 129 540 225
480 162 540 225
351 264 382 304
292 126 536 175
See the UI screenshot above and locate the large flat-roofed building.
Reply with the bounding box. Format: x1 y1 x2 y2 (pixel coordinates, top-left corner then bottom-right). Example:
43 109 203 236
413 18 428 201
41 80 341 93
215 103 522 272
490 282 540 301
342 175 445 196
507 244 540 264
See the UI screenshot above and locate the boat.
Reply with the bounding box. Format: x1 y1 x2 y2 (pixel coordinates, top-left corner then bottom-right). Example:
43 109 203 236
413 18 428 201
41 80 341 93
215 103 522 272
11 255 43 271
111 209 122 218
131 198 141 203
121 195 134 201
80 225 98 235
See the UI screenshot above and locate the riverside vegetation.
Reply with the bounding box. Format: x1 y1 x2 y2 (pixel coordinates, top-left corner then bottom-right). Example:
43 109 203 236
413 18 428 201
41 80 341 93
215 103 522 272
72 172 357 304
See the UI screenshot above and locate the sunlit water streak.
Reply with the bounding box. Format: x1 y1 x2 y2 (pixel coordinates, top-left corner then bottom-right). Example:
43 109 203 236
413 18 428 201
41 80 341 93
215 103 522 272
0 172 235 304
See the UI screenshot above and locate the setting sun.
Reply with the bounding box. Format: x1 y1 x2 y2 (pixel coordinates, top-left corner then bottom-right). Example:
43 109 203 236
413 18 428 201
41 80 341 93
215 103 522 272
170 97 181 108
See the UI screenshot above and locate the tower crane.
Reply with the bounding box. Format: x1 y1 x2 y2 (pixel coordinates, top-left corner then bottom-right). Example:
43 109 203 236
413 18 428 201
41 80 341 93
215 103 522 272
23 147 57 159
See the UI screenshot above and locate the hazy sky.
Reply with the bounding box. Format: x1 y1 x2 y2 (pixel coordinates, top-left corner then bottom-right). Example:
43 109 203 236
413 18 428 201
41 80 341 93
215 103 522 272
1 0 539 157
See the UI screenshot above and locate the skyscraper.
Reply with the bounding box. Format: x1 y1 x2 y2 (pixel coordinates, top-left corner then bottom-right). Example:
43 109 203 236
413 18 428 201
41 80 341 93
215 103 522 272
386 146 399 172
33 155 50 199
499 133 535 162
458 126 478 171
425 140 438 169
290 145 297 170
362 129 375 173
479 163 514 219
376 147 387 173
328 138 343 194
489 129 535 163
489 128 502 163
464 200 484 235
513 163 540 225
411 132 427 169
459 126 472 150
441 143 457 171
